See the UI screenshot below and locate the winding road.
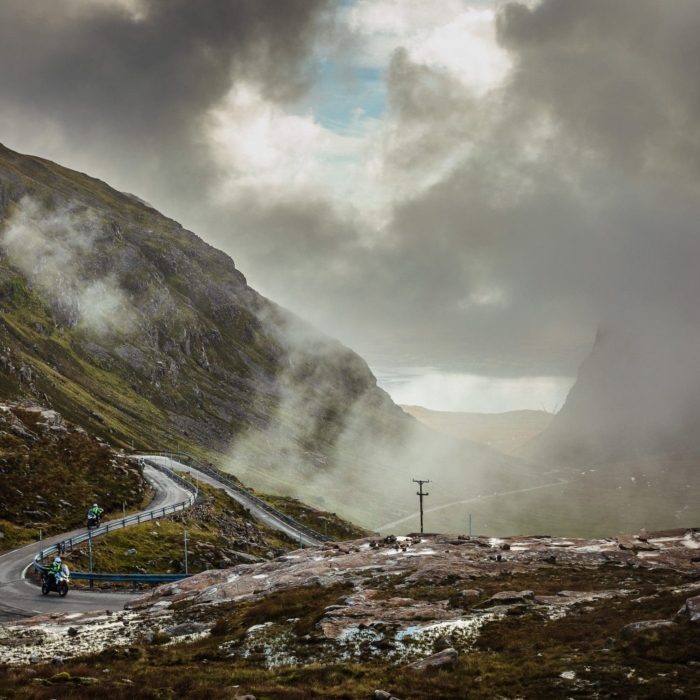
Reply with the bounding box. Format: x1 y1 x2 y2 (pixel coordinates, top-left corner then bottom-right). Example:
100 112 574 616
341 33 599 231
0 457 320 623
0 464 191 622
377 478 570 531
143 455 322 548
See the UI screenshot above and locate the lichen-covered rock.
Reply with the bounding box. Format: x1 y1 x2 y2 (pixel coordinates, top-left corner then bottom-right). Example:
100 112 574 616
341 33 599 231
677 595 700 623
404 647 458 671
619 620 675 639
484 590 534 606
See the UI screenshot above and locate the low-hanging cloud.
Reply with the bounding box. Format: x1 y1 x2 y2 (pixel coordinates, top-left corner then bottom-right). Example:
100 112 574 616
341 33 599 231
1 197 136 337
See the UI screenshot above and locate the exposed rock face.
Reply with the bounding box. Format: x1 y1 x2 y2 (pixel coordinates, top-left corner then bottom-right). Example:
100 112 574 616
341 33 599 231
3 527 699 668
677 595 700 623
404 647 458 670
119 528 700 614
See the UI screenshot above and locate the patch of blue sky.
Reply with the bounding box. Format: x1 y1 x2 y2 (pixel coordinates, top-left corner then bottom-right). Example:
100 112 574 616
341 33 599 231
310 61 386 136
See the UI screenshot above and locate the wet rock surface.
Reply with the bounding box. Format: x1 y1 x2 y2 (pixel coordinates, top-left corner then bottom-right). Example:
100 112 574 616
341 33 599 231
2 528 700 669
677 595 700 623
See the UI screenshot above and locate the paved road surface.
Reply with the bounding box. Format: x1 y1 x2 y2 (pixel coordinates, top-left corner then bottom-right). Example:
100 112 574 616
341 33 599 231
0 465 192 622
143 455 323 547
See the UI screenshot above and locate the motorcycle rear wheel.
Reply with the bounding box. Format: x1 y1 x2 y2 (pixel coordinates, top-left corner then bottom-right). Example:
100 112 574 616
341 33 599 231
41 583 49 595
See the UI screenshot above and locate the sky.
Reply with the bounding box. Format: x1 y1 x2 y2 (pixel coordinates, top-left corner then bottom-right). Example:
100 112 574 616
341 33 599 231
2 0 700 390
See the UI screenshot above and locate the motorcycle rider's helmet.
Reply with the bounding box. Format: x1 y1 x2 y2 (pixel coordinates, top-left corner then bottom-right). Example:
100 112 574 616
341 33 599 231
54 557 61 564
93 504 98 508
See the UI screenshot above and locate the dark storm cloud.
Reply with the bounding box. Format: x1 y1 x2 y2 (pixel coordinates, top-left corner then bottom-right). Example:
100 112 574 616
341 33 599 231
293 0 700 371
0 0 333 198
4 0 700 379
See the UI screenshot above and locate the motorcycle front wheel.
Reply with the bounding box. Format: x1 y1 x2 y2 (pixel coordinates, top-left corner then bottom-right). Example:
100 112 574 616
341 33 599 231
58 582 68 597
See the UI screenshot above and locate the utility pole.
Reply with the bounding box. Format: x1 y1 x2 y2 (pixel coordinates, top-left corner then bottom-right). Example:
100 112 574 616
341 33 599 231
184 529 188 575
88 531 93 589
413 479 430 534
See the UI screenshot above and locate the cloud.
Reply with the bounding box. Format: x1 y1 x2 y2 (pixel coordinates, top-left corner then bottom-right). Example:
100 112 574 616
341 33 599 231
1 197 137 337
0 0 334 202
3 0 700 382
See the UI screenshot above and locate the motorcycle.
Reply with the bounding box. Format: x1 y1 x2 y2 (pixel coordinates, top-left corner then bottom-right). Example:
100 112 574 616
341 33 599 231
41 567 69 597
87 512 101 529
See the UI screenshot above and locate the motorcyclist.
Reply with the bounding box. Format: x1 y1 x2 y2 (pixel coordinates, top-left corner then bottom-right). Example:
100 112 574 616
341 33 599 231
88 503 104 519
48 556 62 582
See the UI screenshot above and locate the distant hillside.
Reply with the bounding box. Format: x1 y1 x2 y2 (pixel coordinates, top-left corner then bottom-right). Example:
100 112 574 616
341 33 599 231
400 405 552 454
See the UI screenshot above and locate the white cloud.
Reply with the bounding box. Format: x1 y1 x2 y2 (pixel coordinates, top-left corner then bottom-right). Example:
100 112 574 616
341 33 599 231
409 9 511 94
205 2 512 221
374 366 573 413
346 0 510 93
207 83 377 201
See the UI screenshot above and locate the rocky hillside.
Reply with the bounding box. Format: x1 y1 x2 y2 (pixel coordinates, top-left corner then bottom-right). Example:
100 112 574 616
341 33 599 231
0 141 405 456
2 527 700 698
0 143 537 532
0 399 149 552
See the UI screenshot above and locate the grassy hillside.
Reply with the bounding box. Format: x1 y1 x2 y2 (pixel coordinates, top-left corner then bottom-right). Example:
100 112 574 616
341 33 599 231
0 141 408 462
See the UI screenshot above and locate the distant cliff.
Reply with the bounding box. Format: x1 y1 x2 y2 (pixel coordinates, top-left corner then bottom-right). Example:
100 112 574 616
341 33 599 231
520 324 700 465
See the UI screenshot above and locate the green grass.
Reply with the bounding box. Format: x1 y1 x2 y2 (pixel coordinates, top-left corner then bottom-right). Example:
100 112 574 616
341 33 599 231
62 482 297 581
257 493 375 541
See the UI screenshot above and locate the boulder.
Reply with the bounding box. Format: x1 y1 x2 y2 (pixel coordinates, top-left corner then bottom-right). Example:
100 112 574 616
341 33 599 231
433 635 452 651
485 590 534 606
165 622 209 637
405 647 458 671
619 620 675 639
460 589 481 598
677 595 700 623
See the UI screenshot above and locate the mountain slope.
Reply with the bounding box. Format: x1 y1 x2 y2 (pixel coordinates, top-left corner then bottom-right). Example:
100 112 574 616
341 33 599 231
519 324 700 465
0 142 403 454
0 143 538 532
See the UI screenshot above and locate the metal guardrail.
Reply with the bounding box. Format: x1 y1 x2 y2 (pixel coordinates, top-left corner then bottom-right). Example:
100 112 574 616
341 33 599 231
155 450 336 543
70 572 188 583
33 460 198 583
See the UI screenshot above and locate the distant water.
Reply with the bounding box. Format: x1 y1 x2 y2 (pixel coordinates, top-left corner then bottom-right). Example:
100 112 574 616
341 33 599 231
372 366 575 414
